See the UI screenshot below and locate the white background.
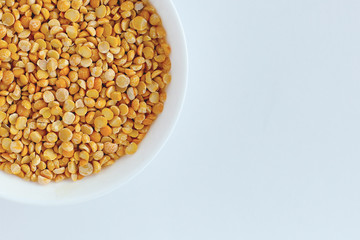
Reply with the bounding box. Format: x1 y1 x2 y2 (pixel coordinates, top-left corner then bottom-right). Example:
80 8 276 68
1 0 360 239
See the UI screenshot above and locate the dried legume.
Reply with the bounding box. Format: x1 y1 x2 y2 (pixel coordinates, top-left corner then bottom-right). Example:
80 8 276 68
0 0 171 184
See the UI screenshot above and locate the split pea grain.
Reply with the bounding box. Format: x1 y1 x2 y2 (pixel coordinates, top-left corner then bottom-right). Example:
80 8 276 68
0 0 171 184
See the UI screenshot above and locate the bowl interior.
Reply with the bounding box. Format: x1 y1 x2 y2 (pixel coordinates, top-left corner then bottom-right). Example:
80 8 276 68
0 0 187 205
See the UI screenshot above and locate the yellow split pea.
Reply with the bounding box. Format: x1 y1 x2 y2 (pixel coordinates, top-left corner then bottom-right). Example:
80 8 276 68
0 0 171 184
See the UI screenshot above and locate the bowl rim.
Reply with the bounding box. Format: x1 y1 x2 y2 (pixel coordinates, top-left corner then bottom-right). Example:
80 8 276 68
0 0 188 205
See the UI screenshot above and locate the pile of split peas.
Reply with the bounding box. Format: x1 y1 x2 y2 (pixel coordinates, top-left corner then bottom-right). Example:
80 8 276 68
0 0 171 184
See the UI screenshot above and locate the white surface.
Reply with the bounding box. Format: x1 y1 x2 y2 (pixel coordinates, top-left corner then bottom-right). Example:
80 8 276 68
0 0 187 205
1 0 360 239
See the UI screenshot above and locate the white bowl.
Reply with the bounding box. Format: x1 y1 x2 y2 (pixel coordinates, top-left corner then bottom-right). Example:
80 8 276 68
0 0 188 205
